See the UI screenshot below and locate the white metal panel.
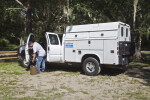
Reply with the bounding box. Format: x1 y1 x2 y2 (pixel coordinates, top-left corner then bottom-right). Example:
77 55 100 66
90 40 103 50
125 27 131 41
76 40 90 50
118 25 126 41
64 40 76 62
75 50 103 63
89 31 117 38
46 32 61 62
118 25 131 42
66 22 125 33
104 40 117 64
65 32 89 39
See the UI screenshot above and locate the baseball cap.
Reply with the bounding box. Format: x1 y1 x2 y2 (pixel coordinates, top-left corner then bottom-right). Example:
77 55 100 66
28 42 32 47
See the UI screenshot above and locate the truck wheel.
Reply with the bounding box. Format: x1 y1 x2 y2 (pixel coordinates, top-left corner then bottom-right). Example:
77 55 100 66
20 57 30 68
82 57 101 76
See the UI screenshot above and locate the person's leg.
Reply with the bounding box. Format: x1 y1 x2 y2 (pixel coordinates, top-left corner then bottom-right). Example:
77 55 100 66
42 57 45 72
37 56 42 73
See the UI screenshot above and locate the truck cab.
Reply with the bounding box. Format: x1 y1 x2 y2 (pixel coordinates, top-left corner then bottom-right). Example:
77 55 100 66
25 32 64 64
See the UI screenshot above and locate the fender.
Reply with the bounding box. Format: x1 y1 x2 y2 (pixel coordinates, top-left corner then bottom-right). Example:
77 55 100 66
81 53 102 64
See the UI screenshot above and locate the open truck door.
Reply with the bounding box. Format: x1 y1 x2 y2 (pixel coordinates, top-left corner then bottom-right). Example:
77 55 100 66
25 33 34 65
45 32 61 62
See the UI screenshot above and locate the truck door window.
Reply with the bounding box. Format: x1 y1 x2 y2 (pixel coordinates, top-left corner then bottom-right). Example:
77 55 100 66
121 27 123 37
29 35 34 42
49 34 59 45
126 28 128 37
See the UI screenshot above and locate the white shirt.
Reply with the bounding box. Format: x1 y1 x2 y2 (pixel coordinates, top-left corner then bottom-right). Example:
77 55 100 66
33 42 46 56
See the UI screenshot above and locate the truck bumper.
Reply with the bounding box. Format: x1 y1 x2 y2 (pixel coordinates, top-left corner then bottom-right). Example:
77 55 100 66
119 56 128 65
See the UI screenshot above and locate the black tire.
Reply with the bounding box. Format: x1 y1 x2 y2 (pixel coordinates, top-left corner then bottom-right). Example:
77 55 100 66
18 51 30 68
20 57 30 68
82 57 101 76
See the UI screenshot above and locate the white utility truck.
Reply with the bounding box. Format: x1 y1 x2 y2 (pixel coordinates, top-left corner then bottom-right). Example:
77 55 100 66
18 22 131 76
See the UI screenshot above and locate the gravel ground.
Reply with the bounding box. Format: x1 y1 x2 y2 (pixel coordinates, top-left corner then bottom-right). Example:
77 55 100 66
0 63 150 100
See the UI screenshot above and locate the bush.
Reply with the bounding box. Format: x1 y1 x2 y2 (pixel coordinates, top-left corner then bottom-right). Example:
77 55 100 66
0 38 10 47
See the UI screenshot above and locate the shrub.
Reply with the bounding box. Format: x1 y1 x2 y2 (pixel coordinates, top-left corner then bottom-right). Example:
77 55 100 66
0 38 10 47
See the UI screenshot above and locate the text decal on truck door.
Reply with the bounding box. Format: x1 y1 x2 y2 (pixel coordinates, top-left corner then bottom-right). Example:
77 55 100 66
65 43 73 48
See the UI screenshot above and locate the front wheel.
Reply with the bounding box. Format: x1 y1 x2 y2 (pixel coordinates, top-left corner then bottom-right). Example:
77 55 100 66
19 56 30 68
82 57 101 76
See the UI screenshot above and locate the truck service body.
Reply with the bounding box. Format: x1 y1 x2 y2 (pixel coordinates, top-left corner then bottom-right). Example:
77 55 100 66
18 22 131 75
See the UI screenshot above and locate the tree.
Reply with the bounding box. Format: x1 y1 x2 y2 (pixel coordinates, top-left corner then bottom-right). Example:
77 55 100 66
132 0 150 59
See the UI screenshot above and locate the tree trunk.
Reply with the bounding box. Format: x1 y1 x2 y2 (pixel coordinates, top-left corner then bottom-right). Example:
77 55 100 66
26 0 32 35
133 0 141 59
20 37 24 46
63 0 70 24
133 0 138 28
134 36 142 59
67 0 70 23
15 0 27 45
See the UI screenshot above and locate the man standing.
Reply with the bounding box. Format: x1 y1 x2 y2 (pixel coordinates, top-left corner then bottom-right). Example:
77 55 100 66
29 42 46 73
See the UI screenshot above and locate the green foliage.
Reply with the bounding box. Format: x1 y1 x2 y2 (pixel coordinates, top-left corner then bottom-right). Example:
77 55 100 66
0 38 10 47
0 44 20 51
0 0 150 51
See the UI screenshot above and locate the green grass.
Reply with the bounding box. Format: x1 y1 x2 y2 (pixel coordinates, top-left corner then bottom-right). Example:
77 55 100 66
88 79 96 82
52 92 66 99
0 62 27 75
0 44 20 51
60 85 76 93
130 51 150 66
127 91 149 100
67 71 80 75
80 90 89 94
141 51 150 55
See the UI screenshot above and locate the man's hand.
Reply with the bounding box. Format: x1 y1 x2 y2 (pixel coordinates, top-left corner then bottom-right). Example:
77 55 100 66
32 59 34 63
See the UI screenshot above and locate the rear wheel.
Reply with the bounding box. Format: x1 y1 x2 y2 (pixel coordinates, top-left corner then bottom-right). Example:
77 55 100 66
82 57 101 76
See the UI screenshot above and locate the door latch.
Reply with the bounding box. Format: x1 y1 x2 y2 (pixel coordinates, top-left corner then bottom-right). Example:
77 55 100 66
110 50 114 53
88 41 91 44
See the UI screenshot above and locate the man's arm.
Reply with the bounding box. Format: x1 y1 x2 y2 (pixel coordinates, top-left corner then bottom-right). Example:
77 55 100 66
32 53 36 63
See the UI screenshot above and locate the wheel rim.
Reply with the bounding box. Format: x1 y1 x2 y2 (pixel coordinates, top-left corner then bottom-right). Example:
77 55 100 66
86 62 95 73
23 59 29 67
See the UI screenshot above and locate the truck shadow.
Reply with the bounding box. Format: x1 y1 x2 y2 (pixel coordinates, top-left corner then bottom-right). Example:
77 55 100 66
125 65 150 86
101 67 124 76
45 63 82 73
45 63 124 76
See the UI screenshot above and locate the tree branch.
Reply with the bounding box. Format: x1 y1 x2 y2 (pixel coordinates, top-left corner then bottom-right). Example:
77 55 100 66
15 0 27 11
6 8 22 10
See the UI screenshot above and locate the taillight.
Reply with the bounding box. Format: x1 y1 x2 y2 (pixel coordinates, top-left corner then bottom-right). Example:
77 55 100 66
117 47 119 55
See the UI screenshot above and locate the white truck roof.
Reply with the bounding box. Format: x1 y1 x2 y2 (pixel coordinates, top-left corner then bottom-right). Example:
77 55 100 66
66 22 130 33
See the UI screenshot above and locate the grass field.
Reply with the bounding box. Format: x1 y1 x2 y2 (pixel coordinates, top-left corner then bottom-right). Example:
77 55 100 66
0 51 150 100
130 51 150 66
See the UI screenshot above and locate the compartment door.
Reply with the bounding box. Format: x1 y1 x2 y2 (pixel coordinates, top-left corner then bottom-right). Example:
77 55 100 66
104 40 116 64
64 41 76 62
